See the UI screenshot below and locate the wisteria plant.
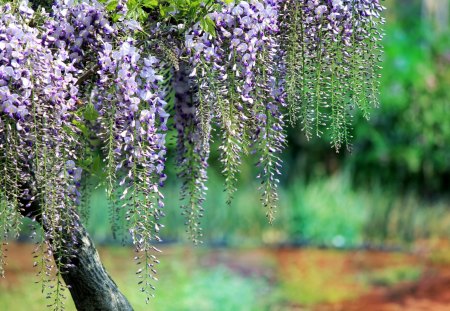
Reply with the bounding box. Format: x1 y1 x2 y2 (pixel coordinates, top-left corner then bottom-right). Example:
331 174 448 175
0 0 384 309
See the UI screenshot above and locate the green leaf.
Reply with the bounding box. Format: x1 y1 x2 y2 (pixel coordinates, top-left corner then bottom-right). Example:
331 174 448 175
91 153 103 174
72 120 90 138
142 0 158 8
159 4 166 17
200 16 216 37
84 102 99 121
79 156 93 169
104 0 119 12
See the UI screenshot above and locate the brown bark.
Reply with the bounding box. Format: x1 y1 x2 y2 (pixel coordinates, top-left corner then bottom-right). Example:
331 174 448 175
58 222 134 311
21 196 133 311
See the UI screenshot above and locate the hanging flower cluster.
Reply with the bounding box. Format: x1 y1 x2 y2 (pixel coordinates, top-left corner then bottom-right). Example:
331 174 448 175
173 63 210 244
281 0 385 150
44 0 115 65
95 38 168 299
182 0 286 230
180 0 385 227
0 2 81 307
47 0 168 299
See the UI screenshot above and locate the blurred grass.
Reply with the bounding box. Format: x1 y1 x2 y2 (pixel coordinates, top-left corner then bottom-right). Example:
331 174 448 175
107 249 277 311
362 265 423 287
74 170 450 249
0 246 278 311
281 173 368 247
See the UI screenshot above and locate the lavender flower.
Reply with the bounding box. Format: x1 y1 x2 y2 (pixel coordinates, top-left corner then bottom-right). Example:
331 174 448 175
1 2 82 306
95 36 167 298
1 0 169 305
184 0 286 222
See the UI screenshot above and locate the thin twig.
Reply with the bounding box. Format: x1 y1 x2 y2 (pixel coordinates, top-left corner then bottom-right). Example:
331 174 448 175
76 65 99 86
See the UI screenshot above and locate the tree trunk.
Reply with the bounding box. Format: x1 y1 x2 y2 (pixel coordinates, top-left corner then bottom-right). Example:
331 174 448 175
57 223 134 311
21 197 134 311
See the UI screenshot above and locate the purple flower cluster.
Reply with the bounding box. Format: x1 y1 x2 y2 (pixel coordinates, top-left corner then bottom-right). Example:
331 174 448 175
95 37 168 295
173 63 210 244
44 0 115 64
0 2 79 199
0 4 78 121
1 0 168 302
97 39 168 208
183 0 286 222
0 2 82 304
188 0 281 103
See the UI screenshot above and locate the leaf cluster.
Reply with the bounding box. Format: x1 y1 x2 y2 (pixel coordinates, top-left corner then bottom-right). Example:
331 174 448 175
102 0 223 35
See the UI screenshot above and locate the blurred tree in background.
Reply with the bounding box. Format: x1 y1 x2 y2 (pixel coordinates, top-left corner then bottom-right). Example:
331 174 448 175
349 0 450 195
287 0 450 195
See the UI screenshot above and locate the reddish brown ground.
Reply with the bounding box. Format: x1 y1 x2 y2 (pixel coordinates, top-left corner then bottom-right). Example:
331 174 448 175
2 242 450 310
316 260 450 311
326 270 450 311
202 247 450 310
327 241 450 311
0 243 38 288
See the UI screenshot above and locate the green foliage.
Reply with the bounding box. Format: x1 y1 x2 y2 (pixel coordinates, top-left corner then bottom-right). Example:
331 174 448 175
283 173 368 247
363 191 450 244
28 0 53 10
350 19 450 194
285 175 450 246
363 265 422 287
76 169 450 249
103 0 221 35
282 0 450 195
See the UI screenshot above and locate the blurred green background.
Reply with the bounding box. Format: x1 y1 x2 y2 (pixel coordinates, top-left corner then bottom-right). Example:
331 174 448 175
2 0 450 310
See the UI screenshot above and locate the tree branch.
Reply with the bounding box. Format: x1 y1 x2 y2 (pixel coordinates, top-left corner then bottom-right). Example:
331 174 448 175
76 65 100 86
